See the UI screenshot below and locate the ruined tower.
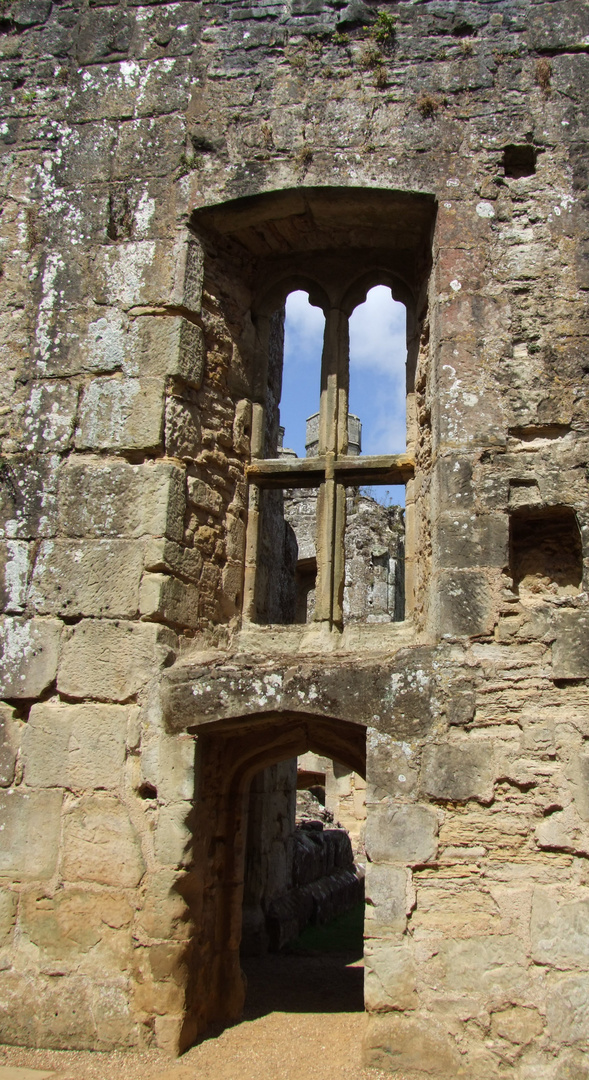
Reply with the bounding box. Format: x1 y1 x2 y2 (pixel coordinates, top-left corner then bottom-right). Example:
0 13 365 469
1 0 589 1076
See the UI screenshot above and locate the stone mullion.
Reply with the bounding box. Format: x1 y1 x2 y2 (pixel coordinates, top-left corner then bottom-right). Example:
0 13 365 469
318 308 342 456
332 309 350 620
242 483 261 622
331 480 347 626
314 308 349 624
314 470 332 623
242 316 272 624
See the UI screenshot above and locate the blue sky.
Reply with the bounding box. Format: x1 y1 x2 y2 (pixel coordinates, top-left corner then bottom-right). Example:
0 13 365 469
280 286 407 505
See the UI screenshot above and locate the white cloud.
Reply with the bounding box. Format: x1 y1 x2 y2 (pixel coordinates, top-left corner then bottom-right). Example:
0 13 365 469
349 285 406 375
284 291 325 369
349 286 407 456
281 286 408 459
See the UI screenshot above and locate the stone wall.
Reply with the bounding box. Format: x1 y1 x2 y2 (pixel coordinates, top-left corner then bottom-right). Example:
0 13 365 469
284 486 405 623
0 0 588 1076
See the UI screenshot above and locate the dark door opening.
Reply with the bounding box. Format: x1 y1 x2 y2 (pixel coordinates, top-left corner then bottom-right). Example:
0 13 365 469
187 712 367 1040
240 752 365 1018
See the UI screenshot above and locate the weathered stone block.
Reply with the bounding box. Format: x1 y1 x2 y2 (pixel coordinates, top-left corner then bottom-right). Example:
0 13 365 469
364 941 417 1011
365 865 408 932
0 789 62 881
446 684 476 726
35 307 128 379
527 3 589 51
144 538 202 583
433 569 493 637
187 477 222 515
225 512 246 561
0 616 61 698
567 753 589 822
554 1050 589 1080
221 561 243 616
531 887 589 968
62 796 145 887
20 381 78 452
233 399 252 456
365 803 438 865
421 741 495 803
58 458 185 542
23 703 129 789
113 115 186 180
29 540 144 618
552 610 589 679
438 936 528 1000
135 869 192 942
75 377 164 452
490 1005 543 1046
132 315 205 388
432 349 507 451
0 704 19 788
91 234 203 312
13 0 51 26
381 648 442 737
20 888 133 971
139 573 200 629
69 56 191 122
171 234 204 314
366 730 418 800
153 733 195 803
134 976 187 1023
535 806 589 858
154 802 193 866
547 975 589 1045
91 240 177 308
58 620 177 701
54 120 118 183
0 890 17 946
0 539 28 613
0 453 59 541
433 511 508 570
432 454 475 511
364 1015 462 1075
148 940 189 983
0 971 139 1049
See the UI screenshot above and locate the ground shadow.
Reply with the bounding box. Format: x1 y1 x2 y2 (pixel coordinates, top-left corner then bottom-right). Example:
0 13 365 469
241 903 365 1018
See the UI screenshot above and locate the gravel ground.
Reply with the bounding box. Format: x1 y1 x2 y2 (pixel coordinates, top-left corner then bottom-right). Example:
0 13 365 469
0 952 396 1080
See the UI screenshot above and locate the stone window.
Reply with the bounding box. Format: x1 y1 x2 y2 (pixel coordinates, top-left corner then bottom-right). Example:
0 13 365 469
244 279 414 628
193 188 436 631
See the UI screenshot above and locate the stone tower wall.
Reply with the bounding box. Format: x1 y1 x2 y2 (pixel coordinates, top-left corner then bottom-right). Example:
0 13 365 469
0 0 588 1075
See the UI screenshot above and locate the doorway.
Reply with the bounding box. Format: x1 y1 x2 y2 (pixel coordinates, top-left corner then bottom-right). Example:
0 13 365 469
187 712 367 1040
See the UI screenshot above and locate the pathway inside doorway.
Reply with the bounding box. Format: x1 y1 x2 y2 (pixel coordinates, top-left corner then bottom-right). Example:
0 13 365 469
0 936 393 1080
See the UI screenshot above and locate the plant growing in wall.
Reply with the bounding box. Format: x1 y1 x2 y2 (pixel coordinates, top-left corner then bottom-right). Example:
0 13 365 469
372 10 396 47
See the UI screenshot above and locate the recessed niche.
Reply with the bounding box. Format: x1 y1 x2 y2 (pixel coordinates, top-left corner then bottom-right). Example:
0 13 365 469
510 506 583 601
137 782 158 800
503 144 536 179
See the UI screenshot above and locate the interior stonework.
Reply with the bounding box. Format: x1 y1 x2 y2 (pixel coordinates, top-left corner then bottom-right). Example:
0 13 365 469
1 1 589 1077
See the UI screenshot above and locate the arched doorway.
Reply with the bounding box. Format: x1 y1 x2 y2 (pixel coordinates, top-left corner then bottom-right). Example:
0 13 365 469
185 711 366 1041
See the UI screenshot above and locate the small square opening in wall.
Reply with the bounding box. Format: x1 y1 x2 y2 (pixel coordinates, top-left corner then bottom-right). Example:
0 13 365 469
510 505 583 601
503 144 536 179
